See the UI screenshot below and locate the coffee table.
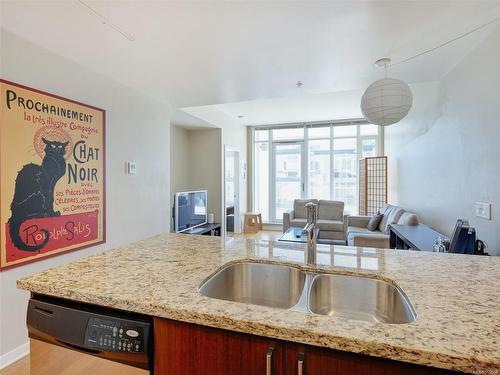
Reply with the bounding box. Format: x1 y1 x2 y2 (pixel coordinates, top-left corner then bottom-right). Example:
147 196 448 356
279 227 314 243
279 227 346 246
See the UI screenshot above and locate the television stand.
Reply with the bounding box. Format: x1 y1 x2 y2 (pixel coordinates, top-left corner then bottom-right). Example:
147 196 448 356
180 223 222 237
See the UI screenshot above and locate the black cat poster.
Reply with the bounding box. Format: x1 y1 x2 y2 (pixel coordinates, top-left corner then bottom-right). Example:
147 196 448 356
0 79 105 270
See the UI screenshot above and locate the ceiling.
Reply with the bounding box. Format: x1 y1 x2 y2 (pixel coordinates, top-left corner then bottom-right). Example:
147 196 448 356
183 88 366 126
2 1 500 127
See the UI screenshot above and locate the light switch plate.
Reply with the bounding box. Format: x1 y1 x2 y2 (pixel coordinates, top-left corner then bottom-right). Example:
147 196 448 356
474 202 491 220
127 161 137 175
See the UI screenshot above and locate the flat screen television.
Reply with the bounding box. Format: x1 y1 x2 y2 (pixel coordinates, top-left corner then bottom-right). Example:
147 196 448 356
174 190 208 233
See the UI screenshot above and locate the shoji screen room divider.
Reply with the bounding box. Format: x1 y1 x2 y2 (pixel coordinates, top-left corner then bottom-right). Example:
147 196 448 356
359 156 387 216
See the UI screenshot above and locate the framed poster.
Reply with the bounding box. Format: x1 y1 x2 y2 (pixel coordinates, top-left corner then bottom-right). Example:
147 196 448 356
0 79 106 270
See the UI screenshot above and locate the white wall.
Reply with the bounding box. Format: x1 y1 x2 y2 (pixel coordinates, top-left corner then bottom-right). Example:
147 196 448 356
385 81 443 204
0 30 171 366
385 25 500 256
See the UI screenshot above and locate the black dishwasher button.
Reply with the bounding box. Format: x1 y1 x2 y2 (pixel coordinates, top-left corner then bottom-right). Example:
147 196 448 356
88 327 98 340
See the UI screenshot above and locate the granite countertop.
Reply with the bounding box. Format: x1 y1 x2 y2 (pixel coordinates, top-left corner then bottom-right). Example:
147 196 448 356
17 233 500 374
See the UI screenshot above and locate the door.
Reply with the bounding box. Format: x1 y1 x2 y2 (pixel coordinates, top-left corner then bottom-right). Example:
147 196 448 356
272 142 304 222
154 318 284 375
284 344 454 375
285 345 369 375
224 147 240 233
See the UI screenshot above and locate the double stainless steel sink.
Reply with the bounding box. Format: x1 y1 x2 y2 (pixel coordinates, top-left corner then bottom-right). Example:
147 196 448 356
198 262 416 324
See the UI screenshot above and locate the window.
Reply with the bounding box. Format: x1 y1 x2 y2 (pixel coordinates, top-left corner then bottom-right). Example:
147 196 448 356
333 125 356 137
307 126 330 138
362 139 376 157
254 141 269 221
252 122 381 222
333 138 357 215
272 127 304 140
360 124 378 136
254 129 269 141
274 143 303 219
308 139 330 200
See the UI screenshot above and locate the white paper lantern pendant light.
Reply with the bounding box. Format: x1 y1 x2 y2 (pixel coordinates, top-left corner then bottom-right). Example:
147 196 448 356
361 58 413 126
360 17 500 125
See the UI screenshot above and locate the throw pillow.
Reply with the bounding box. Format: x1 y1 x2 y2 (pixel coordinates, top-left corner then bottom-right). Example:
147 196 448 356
367 213 383 231
397 212 419 225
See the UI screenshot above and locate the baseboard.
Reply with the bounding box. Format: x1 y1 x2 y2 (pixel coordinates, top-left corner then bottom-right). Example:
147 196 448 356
0 342 29 369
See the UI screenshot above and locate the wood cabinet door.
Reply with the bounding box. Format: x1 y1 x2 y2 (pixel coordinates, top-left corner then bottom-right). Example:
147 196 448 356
284 344 459 375
154 318 284 375
285 344 374 375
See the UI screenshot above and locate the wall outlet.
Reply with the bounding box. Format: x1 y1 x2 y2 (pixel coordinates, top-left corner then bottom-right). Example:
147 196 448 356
474 202 491 220
126 161 137 175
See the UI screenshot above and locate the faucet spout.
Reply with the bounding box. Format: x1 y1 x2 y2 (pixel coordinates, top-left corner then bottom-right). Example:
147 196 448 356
303 202 318 266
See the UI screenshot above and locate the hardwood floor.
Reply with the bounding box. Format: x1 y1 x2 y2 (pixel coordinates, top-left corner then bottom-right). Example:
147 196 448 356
0 356 29 375
0 230 282 375
1 339 148 375
229 230 282 241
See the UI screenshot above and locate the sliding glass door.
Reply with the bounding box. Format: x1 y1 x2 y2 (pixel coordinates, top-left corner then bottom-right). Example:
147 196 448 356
272 142 304 221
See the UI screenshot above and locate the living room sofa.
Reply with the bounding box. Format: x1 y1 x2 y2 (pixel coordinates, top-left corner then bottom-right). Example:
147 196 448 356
283 199 345 241
345 204 419 248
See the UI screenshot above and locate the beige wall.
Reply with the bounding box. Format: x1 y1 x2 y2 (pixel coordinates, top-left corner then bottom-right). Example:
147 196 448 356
0 30 171 365
170 126 191 196
189 129 222 223
175 107 249 231
385 25 500 256
170 126 223 225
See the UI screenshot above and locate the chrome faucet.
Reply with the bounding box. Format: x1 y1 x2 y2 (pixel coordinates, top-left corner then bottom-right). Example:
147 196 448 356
302 202 318 265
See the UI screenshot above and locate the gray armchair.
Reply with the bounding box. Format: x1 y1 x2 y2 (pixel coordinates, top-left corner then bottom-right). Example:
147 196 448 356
283 199 346 242
316 200 345 241
283 199 318 232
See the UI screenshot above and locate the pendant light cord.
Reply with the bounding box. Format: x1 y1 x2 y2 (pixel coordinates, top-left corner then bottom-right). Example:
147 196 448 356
389 16 500 67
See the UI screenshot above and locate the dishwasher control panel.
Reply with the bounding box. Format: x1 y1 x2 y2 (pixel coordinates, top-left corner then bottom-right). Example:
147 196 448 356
84 317 145 353
28 295 152 370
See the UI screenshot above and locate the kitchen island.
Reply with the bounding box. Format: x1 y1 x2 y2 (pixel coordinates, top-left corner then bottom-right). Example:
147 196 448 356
18 233 500 374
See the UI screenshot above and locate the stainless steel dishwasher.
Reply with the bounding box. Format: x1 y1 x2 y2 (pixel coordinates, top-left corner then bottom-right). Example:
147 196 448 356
27 294 152 374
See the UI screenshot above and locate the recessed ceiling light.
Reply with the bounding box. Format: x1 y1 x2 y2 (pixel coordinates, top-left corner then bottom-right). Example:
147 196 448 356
237 115 245 119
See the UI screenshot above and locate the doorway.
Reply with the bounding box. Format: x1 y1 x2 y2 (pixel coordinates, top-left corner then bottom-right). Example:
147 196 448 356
224 147 240 233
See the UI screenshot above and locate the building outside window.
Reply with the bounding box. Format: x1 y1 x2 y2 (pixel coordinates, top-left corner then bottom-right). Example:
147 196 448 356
252 121 381 223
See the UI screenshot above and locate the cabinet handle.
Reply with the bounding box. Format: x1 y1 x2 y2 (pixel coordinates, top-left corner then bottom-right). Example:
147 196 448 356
266 346 274 375
298 351 304 375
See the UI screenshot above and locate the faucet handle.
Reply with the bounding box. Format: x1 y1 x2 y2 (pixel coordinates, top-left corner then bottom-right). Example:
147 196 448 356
305 202 318 224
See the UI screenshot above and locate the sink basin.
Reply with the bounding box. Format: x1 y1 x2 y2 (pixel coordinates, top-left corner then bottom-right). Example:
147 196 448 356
199 262 416 324
199 262 306 309
308 274 416 324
